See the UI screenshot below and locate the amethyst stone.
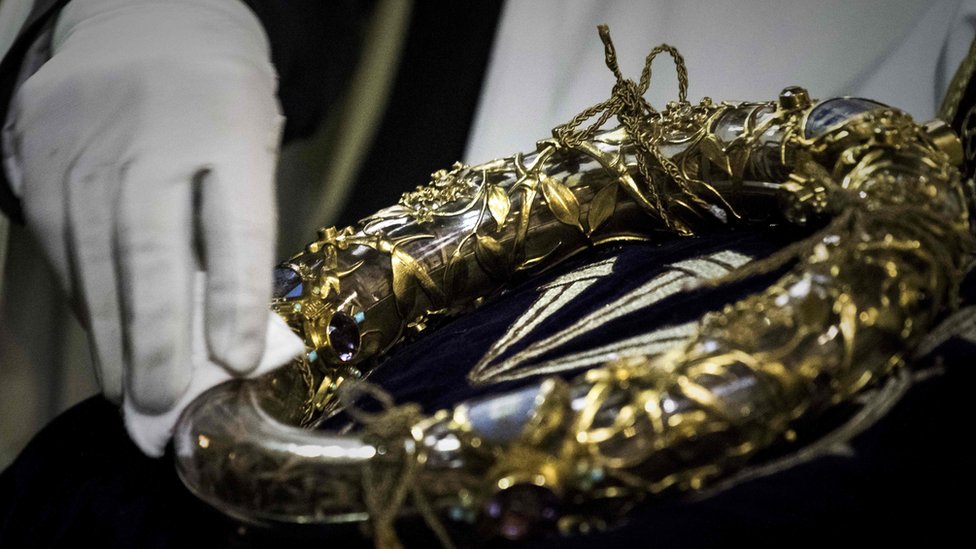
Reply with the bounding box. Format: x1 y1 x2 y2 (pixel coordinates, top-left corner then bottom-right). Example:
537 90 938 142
327 312 360 362
272 266 303 299
484 483 560 540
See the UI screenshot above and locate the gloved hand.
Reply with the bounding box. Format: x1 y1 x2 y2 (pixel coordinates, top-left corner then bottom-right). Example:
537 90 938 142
124 271 304 457
2 0 304 454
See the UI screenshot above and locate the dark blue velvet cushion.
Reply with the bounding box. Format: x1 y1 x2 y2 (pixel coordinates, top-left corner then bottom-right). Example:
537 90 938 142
366 231 788 413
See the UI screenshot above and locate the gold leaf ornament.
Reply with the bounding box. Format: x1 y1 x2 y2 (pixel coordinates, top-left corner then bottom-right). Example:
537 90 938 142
699 134 733 176
474 233 512 278
540 176 584 231
391 246 445 318
390 249 419 316
487 185 512 229
442 252 470 298
587 182 618 235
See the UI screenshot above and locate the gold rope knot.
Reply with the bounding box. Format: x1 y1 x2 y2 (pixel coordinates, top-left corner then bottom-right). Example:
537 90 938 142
553 24 688 148
611 78 648 118
553 25 728 230
340 382 455 549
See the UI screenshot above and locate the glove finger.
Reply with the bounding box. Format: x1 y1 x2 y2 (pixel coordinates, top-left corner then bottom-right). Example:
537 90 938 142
116 160 196 413
65 163 125 401
200 117 282 375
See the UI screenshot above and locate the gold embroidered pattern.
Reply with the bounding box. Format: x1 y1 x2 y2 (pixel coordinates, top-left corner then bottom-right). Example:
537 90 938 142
469 250 752 385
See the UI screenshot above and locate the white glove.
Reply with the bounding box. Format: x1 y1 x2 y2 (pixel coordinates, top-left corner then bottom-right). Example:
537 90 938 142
3 0 304 452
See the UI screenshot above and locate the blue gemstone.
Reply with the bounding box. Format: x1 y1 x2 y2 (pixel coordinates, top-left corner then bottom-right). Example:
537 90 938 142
272 267 303 299
803 97 885 138
467 382 542 444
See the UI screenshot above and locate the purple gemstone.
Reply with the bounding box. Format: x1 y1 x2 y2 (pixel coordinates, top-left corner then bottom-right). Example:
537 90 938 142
327 312 360 362
272 267 303 299
485 483 560 540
